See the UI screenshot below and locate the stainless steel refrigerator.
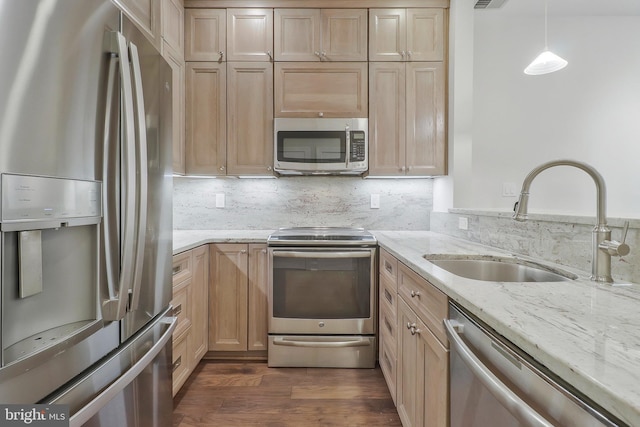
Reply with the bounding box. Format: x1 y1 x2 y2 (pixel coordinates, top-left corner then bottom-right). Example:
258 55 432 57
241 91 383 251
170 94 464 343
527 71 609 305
0 1 175 425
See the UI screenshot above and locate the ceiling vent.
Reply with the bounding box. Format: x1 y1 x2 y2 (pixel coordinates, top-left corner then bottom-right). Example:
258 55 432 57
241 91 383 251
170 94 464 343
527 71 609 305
475 0 508 9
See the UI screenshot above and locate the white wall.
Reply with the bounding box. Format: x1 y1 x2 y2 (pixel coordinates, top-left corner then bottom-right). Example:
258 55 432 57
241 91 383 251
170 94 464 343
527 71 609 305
438 4 640 218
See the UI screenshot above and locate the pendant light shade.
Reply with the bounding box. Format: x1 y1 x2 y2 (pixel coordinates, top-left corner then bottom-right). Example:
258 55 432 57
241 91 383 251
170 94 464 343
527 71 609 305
524 0 568 75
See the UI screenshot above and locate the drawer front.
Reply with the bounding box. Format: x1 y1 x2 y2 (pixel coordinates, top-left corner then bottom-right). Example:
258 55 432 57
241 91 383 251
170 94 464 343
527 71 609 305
172 250 193 286
172 332 190 396
379 273 397 315
398 262 448 347
379 248 398 286
379 292 397 354
171 280 192 338
379 333 397 405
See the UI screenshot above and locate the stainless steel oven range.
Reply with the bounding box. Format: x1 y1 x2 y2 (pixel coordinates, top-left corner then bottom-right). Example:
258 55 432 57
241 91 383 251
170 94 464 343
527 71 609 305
267 227 377 368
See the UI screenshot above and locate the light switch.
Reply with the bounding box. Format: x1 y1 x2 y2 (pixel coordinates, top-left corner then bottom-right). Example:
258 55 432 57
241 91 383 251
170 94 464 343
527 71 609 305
370 194 380 209
215 193 225 208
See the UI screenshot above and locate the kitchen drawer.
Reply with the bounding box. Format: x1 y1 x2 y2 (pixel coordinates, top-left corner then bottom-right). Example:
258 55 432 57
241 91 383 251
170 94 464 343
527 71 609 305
172 331 190 397
398 262 448 347
379 291 398 354
379 273 397 315
379 249 398 286
171 280 192 338
379 332 397 405
172 251 193 286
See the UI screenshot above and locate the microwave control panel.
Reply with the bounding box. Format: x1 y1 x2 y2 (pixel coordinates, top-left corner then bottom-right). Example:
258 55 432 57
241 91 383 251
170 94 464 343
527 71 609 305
349 131 366 162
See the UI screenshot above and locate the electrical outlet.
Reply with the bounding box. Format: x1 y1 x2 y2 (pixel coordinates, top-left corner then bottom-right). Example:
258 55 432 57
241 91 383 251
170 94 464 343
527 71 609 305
215 193 225 208
458 217 469 230
502 182 518 197
370 194 380 209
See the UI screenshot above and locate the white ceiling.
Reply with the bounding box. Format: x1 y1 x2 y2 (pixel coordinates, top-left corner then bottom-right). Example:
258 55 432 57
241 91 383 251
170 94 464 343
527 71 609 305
485 0 640 16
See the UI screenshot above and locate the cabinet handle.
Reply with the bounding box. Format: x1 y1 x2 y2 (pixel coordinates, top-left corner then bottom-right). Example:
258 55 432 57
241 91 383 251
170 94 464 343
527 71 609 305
241 250 247 254
218 51 224 62
172 356 182 372
401 166 406 172
314 50 322 58
262 249 267 254
400 50 406 58
384 261 393 273
384 317 393 334
384 289 393 305
267 166 272 171
266 50 273 61
320 51 327 60
172 265 181 275
410 290 421 298
407 322 416 330
173 304 182 317
410 326 421 336
219 165 225 172
406 50 412 59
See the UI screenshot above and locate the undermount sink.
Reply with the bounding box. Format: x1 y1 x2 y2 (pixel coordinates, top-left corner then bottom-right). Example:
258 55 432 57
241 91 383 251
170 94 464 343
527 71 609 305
425 256 577 283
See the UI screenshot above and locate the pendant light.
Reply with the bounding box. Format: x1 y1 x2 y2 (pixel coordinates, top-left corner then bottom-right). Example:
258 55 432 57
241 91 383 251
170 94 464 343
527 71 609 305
524 0 568 75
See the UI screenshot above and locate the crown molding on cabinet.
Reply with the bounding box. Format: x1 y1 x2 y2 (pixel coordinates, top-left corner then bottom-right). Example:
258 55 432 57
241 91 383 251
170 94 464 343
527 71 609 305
185 0 449 8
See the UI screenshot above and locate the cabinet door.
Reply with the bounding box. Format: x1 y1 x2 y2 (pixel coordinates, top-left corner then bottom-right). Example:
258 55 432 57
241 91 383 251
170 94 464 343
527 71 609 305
209 244 248 351
368 62 406 176
275 62 368 118
185 9 226 62
406 62 446 176
415 317 449 427
185 62 226 175
369 9 406 62
248 244 268 351
396 299 418 427
161 0 183 58
406 9 444 62
114 0 161 50
321 9 368 61
227 62 274 175
274 9 320 61
190 245 209 363
166 49 185 175
227 9 273 61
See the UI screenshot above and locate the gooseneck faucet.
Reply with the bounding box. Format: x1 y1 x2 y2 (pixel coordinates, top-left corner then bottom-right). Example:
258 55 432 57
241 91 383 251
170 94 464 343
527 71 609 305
513 159 629 283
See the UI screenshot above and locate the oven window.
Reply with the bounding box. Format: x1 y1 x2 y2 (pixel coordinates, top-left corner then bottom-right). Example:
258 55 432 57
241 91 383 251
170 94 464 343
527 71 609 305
272 253 371 319
277 131 346 163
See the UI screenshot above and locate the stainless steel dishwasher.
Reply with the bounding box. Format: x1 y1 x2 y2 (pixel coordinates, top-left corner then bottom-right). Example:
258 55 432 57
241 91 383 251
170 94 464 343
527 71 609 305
444 302 627 427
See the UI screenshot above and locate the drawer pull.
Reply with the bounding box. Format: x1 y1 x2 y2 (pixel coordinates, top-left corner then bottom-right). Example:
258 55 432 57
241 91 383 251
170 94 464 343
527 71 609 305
174 304 182 317
172 265 181 275
407 322 416 330
384 289 393 305
410 290 421 298
384 317 393 334
172 356 182 372
385 261 393 273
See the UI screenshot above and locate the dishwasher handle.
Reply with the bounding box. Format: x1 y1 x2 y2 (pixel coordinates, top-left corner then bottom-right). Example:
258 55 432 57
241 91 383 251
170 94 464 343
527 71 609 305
444 319 555 427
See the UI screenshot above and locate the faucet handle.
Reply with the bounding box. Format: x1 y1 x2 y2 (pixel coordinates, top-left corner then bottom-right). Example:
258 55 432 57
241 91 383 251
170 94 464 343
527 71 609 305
599 221 631 257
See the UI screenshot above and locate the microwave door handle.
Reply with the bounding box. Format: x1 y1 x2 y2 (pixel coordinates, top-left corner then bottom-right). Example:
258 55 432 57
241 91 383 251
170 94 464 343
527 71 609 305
102 31 136 322
272 251 372 259
128 41 148 312
345 128 350 168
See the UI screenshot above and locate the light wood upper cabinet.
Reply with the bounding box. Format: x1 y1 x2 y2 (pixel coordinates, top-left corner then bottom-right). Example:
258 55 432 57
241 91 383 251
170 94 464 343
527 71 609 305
227 62 274 175
274 9 321 61
161 0 183 58
227 8 273 61
185 9 226 62
369 8 444 62
114 0 161 49
275 62 367 118
185 62 226 175
166 48 186 175
274 9 367 62
369 61 445 176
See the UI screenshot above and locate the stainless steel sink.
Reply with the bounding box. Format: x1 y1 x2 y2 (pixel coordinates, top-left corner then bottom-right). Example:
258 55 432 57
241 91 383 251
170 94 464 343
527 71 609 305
425 257 577 282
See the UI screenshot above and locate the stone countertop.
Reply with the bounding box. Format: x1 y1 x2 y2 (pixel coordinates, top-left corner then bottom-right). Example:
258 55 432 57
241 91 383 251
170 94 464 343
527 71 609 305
172 229 640 425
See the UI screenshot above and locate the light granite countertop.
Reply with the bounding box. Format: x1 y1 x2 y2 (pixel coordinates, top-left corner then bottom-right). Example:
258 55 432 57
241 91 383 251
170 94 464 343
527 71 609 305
173 229 640 425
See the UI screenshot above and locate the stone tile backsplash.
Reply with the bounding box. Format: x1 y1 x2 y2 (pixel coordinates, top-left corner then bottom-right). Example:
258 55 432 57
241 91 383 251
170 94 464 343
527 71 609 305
173 177 433 231
431 210 640 284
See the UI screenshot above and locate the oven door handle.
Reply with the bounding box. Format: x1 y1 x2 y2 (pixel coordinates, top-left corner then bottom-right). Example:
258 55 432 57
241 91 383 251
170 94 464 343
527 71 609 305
272 337 372 348
444 319 554 427
272 251 372 259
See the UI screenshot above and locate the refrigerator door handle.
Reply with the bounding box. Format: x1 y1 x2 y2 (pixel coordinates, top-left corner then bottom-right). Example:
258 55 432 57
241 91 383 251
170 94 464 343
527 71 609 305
68 316 177 427
102 31 137 322
128 41 148 312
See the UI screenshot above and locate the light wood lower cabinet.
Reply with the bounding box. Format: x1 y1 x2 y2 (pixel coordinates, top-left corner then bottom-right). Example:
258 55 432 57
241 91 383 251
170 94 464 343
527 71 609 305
172 245 209 396
379 248 449 427
209 243 268 353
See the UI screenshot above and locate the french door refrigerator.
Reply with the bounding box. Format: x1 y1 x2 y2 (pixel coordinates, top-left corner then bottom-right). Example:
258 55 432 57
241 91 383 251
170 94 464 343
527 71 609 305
0 1 175 425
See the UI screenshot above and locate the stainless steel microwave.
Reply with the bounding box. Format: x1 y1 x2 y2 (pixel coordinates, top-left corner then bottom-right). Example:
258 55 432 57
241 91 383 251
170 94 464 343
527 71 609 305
274 118 368 175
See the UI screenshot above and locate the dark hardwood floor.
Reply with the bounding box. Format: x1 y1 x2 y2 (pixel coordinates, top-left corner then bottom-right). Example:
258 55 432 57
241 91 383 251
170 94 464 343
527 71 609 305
173 361 402 426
